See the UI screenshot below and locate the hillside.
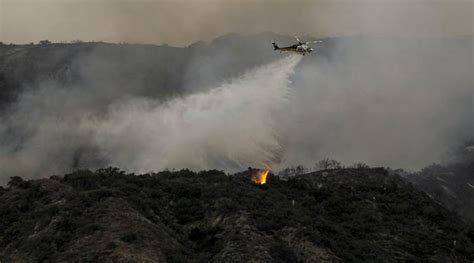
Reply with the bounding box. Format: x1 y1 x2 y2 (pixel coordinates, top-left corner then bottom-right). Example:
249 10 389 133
406 158 474 224
0 34 473 261
0 33 296 108
1 167 473 262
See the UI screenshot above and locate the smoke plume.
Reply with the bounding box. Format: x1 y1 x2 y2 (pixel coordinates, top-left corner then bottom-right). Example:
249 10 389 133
1 33 472 185
277 36 473 170
0 54 301 183
88 54 301 172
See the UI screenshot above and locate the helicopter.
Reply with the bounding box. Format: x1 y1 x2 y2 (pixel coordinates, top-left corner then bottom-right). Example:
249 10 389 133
272 36 322 55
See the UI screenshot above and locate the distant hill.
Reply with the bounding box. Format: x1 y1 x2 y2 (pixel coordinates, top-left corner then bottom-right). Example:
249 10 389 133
1 34 471 109
0 33 296 109
1 167 473 262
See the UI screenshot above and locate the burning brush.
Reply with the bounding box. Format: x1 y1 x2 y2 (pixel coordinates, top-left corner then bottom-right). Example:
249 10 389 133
252 169 269 185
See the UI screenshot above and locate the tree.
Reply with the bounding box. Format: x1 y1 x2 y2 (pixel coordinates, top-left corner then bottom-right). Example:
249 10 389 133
350 162 370 169
315 158 342 170
8 176 29 188
278 165 307 177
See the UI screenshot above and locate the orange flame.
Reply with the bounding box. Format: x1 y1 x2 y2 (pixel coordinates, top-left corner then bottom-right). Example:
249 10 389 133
252 169 269 185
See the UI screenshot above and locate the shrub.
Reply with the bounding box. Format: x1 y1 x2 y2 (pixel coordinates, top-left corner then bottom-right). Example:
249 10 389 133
315 159 343 170
8 176 30 188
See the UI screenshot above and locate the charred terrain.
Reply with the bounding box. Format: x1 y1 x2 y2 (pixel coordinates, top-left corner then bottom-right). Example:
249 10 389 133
1 167 474 262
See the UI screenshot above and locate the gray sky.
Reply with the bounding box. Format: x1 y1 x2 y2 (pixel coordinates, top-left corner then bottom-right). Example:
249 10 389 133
1 0 473 46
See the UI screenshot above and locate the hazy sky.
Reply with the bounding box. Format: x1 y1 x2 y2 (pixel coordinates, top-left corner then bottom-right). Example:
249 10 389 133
1 0 473 45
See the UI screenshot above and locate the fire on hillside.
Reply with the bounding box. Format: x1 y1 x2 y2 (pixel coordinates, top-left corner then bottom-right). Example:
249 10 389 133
252 169 269 185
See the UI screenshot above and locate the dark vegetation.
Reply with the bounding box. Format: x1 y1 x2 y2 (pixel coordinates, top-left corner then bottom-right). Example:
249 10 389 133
1 167 473 262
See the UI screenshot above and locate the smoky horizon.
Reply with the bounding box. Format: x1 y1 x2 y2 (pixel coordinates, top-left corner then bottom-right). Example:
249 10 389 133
1 0 473 46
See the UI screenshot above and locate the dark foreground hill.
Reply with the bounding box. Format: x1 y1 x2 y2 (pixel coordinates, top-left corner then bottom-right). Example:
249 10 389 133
1 167 473 262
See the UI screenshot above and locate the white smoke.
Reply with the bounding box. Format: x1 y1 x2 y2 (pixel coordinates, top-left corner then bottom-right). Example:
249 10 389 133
1 35 471 184
0 54 301 182
277 37 473 170
88 54 301 172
